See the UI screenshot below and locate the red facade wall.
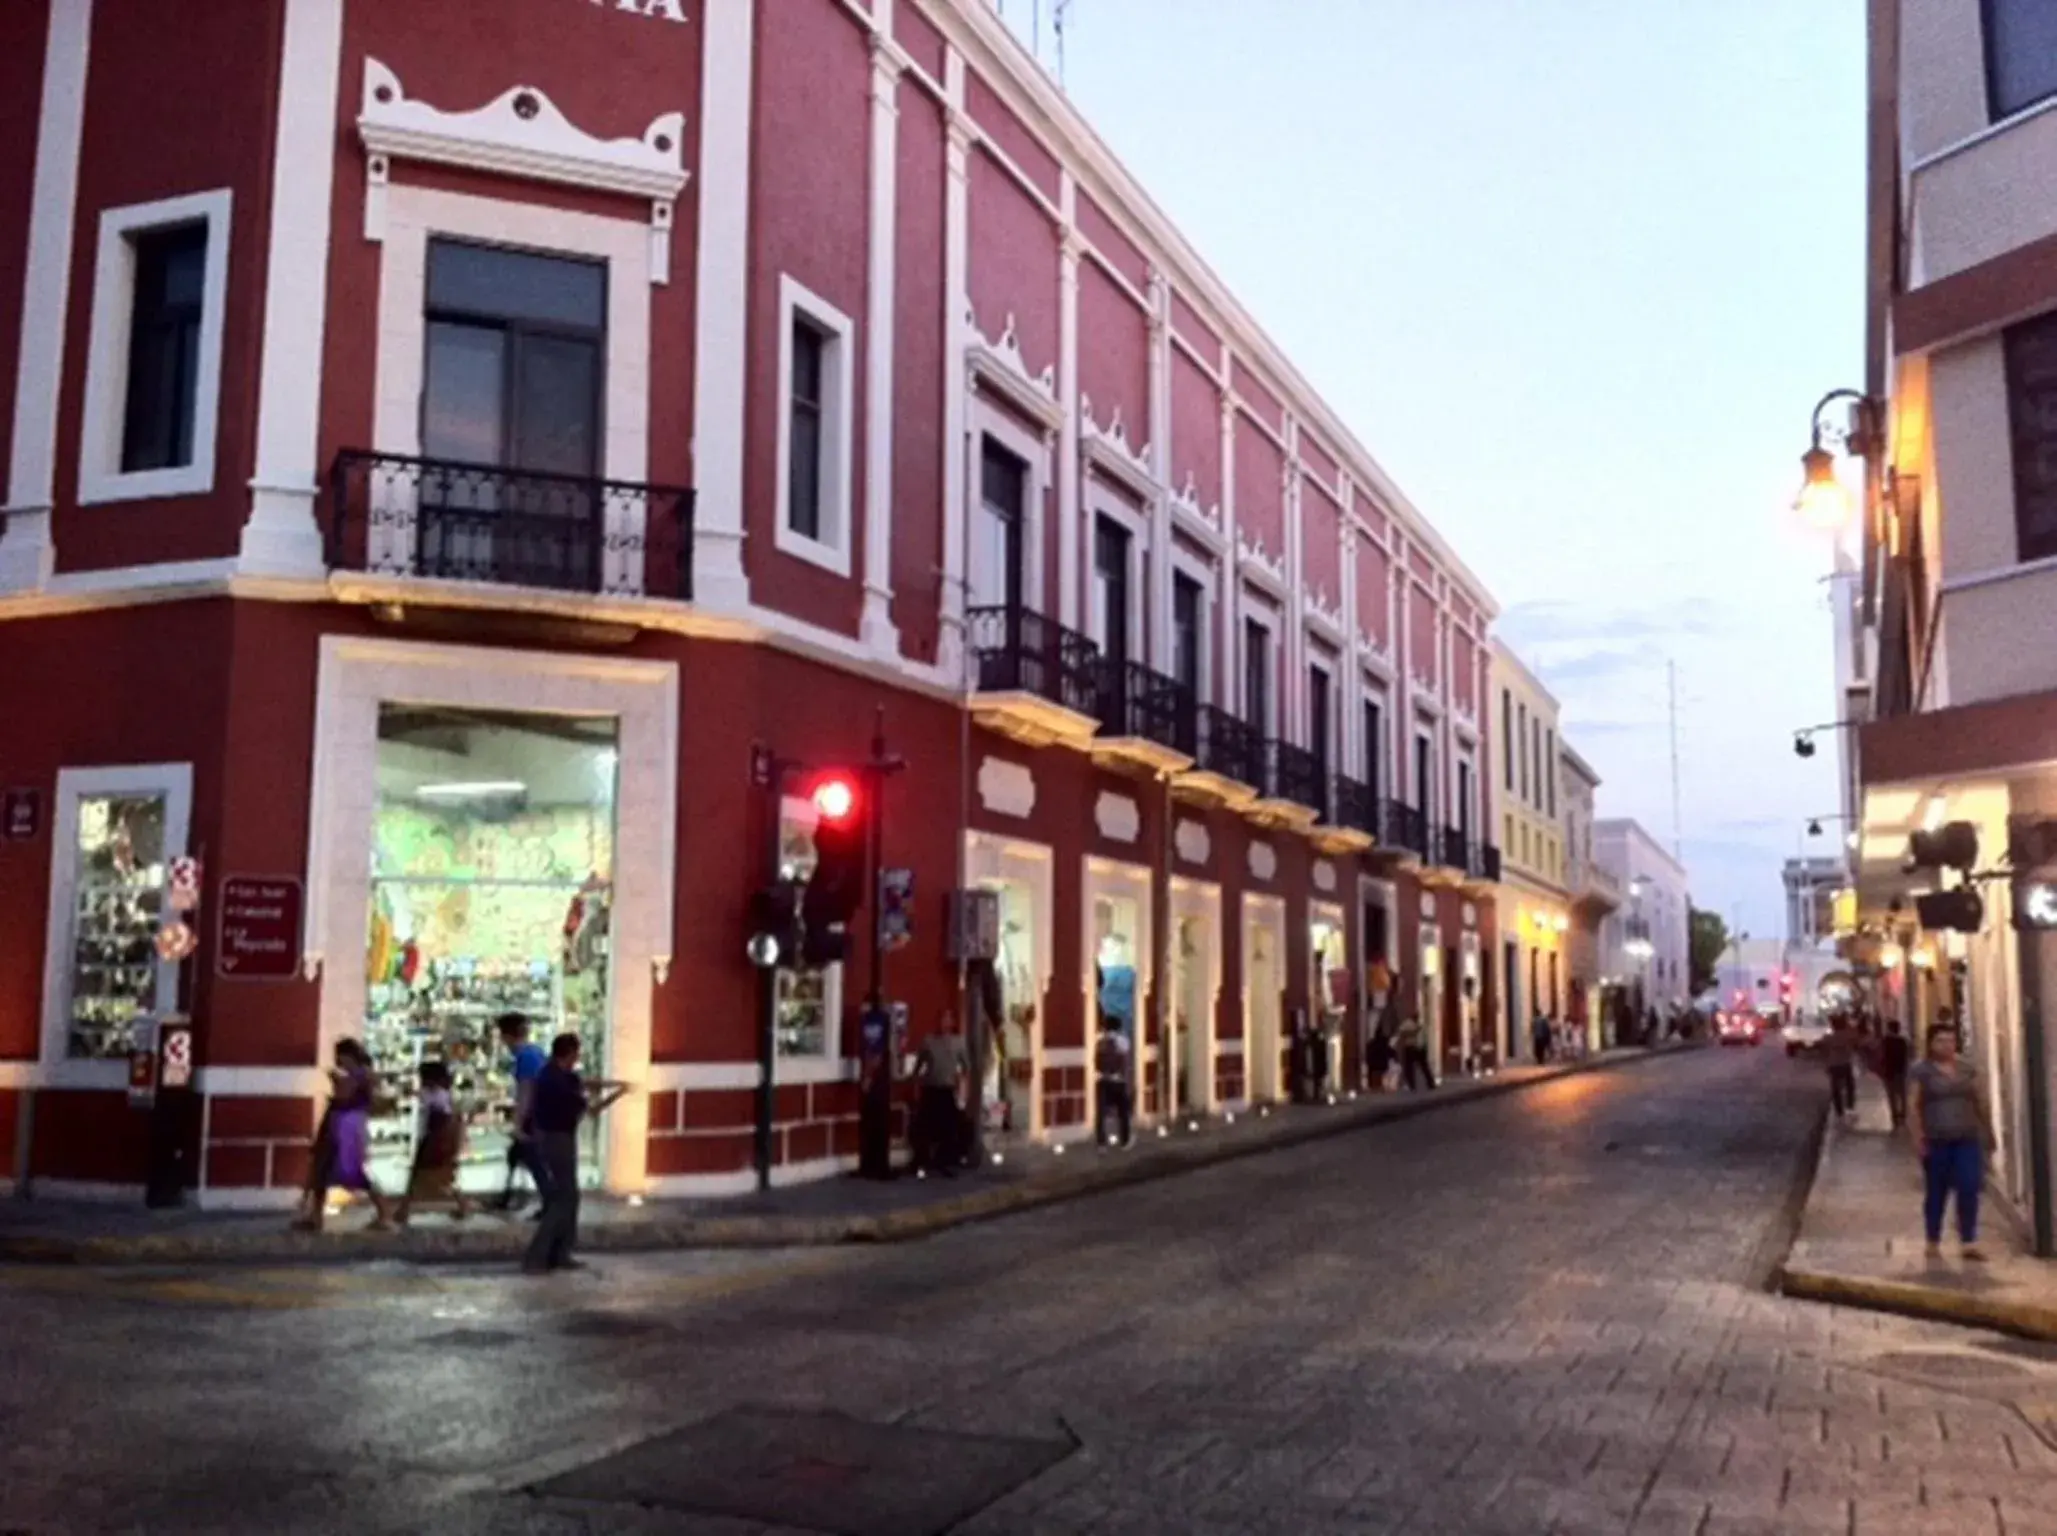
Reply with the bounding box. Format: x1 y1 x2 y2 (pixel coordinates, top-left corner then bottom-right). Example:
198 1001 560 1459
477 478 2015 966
1408 582 1438 688
745 0 870 633
890 82 948 664
1230 356 1283 436
1235 416 1284 560
1453 627 1478 715
894 1 946 81
967 149 1058 384
52 0 284 573
1170 289 1217 360
0 0 50 487
1301 477 1341 610
964 72 1059 200
1170 348 1220 510
1079 191 1148 293
1357 537 1391 652
1077 260 1147 442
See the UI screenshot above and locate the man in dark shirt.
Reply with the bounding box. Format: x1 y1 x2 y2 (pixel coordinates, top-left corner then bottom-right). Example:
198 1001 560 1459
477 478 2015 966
523 1033 626 1274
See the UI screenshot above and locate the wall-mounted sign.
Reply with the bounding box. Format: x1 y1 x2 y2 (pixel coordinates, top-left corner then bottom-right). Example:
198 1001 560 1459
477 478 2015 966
878 868 913 951
3 787 40 841
218 877 304 979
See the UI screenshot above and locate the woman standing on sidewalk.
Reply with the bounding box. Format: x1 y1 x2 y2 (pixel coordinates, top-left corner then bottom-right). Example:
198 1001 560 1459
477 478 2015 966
1908 1022 1996 1261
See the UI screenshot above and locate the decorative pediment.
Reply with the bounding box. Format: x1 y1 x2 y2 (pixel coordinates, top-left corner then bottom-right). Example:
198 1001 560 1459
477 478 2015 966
1237 532 1287 592
1168 471 1223 549
358 60 688 281
1306 588 1344 638
1079 395 1153 494
967 308 1061 428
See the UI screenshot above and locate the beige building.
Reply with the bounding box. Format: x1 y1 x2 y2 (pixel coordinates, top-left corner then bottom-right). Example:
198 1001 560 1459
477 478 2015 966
1844 0 2057 1250
1560 743 1623 1049
1489 643 1570 1059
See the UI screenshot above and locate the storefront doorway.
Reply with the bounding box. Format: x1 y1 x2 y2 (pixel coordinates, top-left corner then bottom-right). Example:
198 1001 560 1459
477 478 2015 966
1310 902 1348 1089
1168 879 1220 1118
1244 895 1286 1101
364 705 619 1194
983 878 1040 1142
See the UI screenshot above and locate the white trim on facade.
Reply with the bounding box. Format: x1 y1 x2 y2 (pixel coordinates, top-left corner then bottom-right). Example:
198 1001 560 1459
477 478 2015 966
0 0 92 592
37 762 195 1090
773 275 859 578
860 19 902 654
243 0 344 579
647 1153 859 1199
75 190 235 507
967 389 1052 613
303 636 678 1194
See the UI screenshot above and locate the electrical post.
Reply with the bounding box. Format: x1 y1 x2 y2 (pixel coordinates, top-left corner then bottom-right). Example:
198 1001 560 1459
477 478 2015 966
858 708 906 1180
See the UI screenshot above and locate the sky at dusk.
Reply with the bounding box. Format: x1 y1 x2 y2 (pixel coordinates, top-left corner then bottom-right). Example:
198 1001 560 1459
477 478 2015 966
994 0 1861 941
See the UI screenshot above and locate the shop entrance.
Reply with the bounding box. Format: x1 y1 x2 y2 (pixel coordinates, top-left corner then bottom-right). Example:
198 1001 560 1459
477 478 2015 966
1245 899 1285 1101
364 706 619 1194
1310 903 1348 1090
1167 890 1218 1118
980 878 1040 1142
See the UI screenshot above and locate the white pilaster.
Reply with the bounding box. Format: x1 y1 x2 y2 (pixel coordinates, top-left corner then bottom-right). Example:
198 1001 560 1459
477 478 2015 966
1218 390 1237 713
936 50 972 681
690 0 756 613
1283 420 1303 742
859 20 902 655
0 0 92 593
1055 174 1080 630
242 0 342 578
1146 269 1172 673
1340 500 1359 775
1392 559 1409 802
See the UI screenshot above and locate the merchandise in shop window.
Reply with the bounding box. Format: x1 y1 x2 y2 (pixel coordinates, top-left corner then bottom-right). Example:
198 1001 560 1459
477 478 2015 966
775 799 837 1057
66 793 169 1060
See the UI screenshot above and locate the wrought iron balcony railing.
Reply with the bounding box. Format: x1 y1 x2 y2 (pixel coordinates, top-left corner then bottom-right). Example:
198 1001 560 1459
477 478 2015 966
1333 775 1379 836
327 450 694 599
1481 843 1503 882
1270 741 1327 817
1095 659 1198 757
1384 800 1432 861
967 605 1103 718
1439 826 1478 874
1193 703 1265 789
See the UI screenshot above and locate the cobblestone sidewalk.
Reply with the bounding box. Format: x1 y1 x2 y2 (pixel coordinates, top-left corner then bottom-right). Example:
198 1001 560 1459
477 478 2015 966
1781 1072 2057 1341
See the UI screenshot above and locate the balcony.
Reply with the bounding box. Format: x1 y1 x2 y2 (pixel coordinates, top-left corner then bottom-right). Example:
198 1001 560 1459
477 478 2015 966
327 450 694 600
1247 739 1324 830
1177 704 1263 806
967 605 1103 749
1314 773 1378 854
1573 859 1622 916
1381 800 1432 863
1091 659 1197 775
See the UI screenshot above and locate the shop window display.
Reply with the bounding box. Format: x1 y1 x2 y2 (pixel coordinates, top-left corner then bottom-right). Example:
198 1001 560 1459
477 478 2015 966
364 707 618 1194
1310 914 1348 1086
1094 897 1140 1047
65 793 171 1059
983 883 1037 1137
775 798 842 1058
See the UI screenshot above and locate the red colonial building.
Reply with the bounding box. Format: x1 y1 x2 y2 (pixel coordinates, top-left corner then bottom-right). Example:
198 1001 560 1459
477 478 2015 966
0 0 1502 1204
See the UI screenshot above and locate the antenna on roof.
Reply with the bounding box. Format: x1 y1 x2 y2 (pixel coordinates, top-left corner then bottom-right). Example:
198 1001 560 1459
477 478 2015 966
1054 0 1071 84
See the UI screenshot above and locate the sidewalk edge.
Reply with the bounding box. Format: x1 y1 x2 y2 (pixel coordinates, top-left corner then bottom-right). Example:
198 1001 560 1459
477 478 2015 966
0 1041 1701 1267
1777 1263 2057 1343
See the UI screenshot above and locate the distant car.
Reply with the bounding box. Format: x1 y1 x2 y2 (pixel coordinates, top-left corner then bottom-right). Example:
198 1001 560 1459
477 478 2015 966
1717 1013 1762 1047
1782 1017 1828 1057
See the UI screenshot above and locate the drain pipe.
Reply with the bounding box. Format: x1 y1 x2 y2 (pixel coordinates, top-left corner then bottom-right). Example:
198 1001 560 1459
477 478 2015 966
2019 929 2054 1258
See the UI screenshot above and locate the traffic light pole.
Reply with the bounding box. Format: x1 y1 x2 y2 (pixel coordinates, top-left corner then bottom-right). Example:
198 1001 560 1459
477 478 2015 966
858 710 906 1180
755 759 791 1194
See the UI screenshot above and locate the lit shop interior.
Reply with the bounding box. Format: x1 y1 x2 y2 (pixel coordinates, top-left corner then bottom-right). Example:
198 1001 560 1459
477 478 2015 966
1310 908 1348 1085
1093 892 1141 1045
1168 912 1213 1116
981 880 1039 1139
363 706 618 1194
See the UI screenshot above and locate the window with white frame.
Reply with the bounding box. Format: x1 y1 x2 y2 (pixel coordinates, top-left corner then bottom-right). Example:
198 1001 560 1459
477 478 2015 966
774 276 854 575
45 765 193 1064
1362 689 1386 801
775 795 843 1059
77 191 232 505
1171 568 1207 700
1243 611 1276 735
1414 730 1435 821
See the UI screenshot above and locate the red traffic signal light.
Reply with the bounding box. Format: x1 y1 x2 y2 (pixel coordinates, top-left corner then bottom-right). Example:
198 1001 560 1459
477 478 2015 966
811 772 859 825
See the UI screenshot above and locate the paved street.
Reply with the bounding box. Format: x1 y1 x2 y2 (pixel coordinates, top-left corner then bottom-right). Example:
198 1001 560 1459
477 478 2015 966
7 1048 2057 1535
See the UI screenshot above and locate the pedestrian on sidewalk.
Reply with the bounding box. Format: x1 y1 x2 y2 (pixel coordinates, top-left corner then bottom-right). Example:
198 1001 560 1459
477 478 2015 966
494 1013 552 1214
1530 1009 1552 1064
1397 1014 1436 1091
1910 1022 1996 1262
522 1033 627 1275
291 1039 393 1233
913 1011 968 1175
1877 1018 1911 1129
1094 1017 1133 1147
1366 1024 1395 1092
1823 1016 1859 1123
394 1060 472 1227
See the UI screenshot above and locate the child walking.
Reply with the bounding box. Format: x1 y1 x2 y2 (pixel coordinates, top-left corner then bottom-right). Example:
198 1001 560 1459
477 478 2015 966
396 1061 472 1225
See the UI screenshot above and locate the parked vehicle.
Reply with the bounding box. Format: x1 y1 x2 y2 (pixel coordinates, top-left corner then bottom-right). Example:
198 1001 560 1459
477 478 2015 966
1781 1016 1828 1057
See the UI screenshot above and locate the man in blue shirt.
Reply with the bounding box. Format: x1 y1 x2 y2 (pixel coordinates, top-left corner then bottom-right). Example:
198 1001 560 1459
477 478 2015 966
496 1013 552 1212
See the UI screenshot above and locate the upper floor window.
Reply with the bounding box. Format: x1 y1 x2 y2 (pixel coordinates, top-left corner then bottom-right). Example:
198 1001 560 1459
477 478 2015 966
1545 730 1557 817
1308 661 1333 774
2004 307 2057 562
1985 0 2057 121
1363 695 1385 801
1414 732 1434 820
1172 572 1205 698
1093 515 1134 667
78 190 232 505
1501 689 1514 791
1456 757 1473 839
1244 617 1272 734
775 275 855 575
972 436 1027 612
1516 703 1530 803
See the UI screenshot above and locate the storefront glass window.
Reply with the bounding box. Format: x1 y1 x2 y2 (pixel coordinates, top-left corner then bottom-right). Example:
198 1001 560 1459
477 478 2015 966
365 707 618 1193
66 793 169 1059
776 798 841 1058
984 881 1038 1137
1093 896 1141 1045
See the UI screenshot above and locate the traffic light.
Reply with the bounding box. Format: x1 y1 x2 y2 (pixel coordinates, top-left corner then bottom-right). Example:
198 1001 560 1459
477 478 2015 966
747 879 804 968
801 770 867 966
1907 821 1978 872
1915 887 1984 933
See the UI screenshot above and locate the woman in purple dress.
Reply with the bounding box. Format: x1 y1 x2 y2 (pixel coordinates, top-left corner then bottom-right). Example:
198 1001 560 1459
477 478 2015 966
292 1039 394 1232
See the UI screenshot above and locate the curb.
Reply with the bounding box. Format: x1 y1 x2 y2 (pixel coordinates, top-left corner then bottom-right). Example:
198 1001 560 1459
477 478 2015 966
1777 1265 2057 1343
1775 1108 2057 1343
0 1041 1701 1267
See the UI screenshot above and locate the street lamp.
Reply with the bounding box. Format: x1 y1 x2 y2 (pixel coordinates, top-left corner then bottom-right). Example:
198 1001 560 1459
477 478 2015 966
1793 389 1881 537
